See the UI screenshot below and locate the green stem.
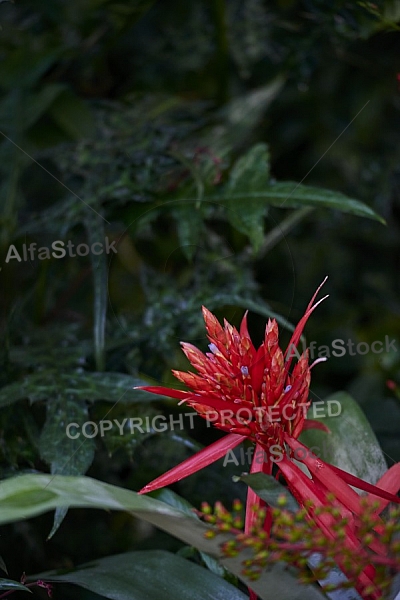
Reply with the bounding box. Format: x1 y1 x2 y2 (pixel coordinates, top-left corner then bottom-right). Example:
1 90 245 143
260 207 314 256
212 0 229 105
86 215 108 372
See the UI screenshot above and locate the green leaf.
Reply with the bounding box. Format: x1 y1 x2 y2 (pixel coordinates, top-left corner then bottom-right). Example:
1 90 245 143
173 204 204 261
9 339 94 369
39 396 95 476
224 144 270 251
0 578 31 593
153 489 226 578
207 79 285 156
100 404 158 458
300 392 387 484
34 550 247 600
0 557 7 574
38 395 95 539
0 372 162 406
228 144 270 191
171 180 384 225
0 48 61 89
0 474 326 600
152 488 198 518
252 181 385 224
0 85 63 131
239 473 299 511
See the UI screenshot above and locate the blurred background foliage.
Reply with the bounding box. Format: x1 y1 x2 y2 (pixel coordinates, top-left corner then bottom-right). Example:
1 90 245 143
0 0 399 594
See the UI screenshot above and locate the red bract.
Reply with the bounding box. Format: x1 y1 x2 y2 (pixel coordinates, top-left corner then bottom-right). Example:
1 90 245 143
137 279 328 490
136 280 400 599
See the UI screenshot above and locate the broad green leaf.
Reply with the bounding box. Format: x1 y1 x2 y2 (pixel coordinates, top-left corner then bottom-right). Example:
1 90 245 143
172 181 384 224
0 578 31 593
227 144 270 192
0 474 326 600
0 48 61 89
0 473 207 527
224 144 270 251
173 203 204 261
0 85 62 131
9 340 94 369
0 372 162 406
39 396 95 476
100 404 158 458
239 473 299 511
39 395 95 539
300 392 387 484
33 550 247 600
207 79 285 157
248 181 385 223
152 488 197 518
153 488 226 578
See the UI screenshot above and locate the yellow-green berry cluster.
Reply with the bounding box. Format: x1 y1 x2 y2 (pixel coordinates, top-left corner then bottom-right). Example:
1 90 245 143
199 496 400 599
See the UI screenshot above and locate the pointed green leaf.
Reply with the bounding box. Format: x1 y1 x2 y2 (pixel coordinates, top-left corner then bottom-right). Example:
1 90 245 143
251 181 385 223
0 48 61 89
34 550 247 600
224 144 270 251
173 204 204 261
0 372 162 406
153 488 226 578
239 473 299 511
0 474 326 600
171 181 384 225
208 79 285 154
39 395 95 538
0 578 31 593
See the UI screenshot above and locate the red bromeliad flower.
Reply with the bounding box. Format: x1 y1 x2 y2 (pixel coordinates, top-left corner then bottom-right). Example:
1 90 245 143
138 279 329 495
136 279 400 599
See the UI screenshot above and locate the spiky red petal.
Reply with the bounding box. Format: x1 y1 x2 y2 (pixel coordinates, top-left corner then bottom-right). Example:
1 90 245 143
139 433 244 494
